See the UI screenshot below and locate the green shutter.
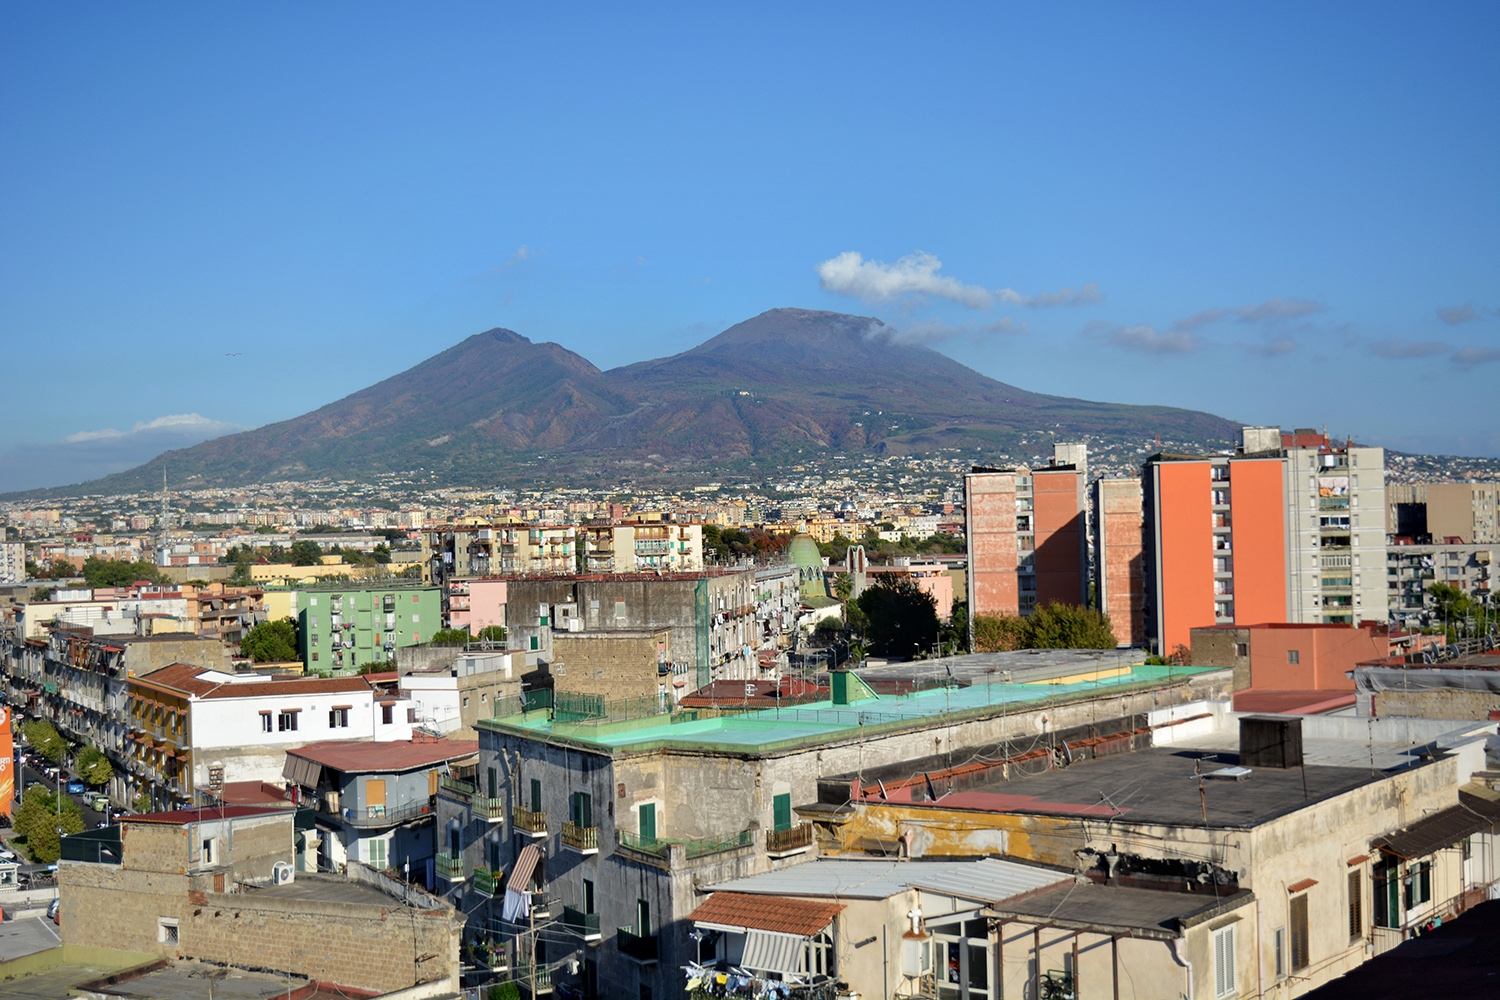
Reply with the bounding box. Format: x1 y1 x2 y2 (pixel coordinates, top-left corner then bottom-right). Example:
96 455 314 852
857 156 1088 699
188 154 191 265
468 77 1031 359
530 778 541 814
487 767 498 799
773 793 791 832
639 802 656 842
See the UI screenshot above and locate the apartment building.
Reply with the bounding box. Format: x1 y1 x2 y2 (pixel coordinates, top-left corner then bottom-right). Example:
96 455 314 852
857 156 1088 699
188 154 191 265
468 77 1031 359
422 518 577 583
0 542 23 585
965 444 1088 626
127 664 414 810
582 522 703 573
293 583 441 674
283 735 478 879
1143 428 1388 656
1391 483 1500 545
1387 538 1495 620
1090 477 1147 647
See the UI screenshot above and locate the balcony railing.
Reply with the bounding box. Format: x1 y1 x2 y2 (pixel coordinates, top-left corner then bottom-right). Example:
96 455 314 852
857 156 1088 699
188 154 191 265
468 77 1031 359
617 829 666 858
474 866 500 896
439 776 476 801
562 906 601 940
475 796 505 822
685 829 754 858
766 823 813 854
435 851 466 881
515 807 548 835
617 927 658 963
562 821 599 853
332 796 435 829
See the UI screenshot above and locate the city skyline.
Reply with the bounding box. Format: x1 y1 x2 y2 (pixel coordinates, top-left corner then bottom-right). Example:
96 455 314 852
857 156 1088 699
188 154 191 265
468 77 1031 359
2 3 1496 493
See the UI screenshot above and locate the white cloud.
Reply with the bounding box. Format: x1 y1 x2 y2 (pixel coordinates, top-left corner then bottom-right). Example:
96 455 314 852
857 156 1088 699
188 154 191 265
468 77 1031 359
1436 304 1475 324
818 251 994 308
1452 346 1500 366
1368 339 1451 360
1244 337 1298 357
1171 296 1324 332
816 251 1102 311
65 413 246 444
1096 323 1199 354
874 316 1028 345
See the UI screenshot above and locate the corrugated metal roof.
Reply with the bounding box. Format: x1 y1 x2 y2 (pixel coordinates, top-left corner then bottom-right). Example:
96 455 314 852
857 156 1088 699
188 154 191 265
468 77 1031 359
686 892 842 936
706 857 1066 902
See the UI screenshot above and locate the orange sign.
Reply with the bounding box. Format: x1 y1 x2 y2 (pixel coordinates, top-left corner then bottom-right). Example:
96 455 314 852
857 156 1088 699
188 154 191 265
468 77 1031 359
0 707 12 818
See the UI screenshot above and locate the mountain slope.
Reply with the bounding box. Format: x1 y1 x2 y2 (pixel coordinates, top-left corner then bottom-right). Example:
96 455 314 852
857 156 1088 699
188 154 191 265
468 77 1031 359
15 310 1240 495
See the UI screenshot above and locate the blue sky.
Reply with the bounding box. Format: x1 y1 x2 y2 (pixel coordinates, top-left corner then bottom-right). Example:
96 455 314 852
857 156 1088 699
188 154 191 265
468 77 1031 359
2 3 1497 491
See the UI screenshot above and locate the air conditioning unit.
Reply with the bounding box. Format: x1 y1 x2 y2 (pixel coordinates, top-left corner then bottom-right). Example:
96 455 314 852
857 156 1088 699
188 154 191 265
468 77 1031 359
272 861 295 886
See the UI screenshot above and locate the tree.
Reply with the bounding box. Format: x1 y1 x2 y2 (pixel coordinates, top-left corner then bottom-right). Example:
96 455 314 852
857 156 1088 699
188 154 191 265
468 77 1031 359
44 558 77 580
942 600 969 654
13 786 85 864
372 544 392 564
431 628 471 645
254 525 281 534
30 586 53 601
357 659 396 675
289 540 323 566
477 625 507 643
77 745 114 787
132 790 153 813
971 603 1117 652
22 719 68 766
854 578 940 660
81 556 166 588
832 573 853 602
241 617 300 662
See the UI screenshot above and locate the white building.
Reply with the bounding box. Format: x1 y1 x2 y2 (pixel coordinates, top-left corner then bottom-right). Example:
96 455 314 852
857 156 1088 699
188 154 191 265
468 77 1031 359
0 542 24 584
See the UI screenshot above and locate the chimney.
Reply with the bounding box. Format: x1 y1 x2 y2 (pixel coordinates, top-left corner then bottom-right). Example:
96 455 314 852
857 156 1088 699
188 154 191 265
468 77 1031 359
1239 715 1303 769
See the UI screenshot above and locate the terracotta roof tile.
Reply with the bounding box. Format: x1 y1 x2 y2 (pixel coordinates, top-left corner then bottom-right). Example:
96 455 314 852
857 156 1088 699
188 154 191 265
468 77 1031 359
686 891 843 937
1287 878 1318 893
287 738 479 773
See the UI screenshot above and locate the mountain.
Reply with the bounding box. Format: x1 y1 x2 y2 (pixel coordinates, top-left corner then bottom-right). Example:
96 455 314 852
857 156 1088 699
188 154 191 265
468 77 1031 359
15 309 1240 495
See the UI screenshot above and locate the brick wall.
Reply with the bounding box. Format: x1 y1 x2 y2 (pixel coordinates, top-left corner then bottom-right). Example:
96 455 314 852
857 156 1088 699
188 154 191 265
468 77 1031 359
552 632 662 703
61 864 460 994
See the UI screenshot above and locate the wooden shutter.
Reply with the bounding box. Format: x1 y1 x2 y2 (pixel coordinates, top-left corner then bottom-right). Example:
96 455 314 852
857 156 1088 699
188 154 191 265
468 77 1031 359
1348 870 1363 939
366 778 386 808
1291 893 1310 970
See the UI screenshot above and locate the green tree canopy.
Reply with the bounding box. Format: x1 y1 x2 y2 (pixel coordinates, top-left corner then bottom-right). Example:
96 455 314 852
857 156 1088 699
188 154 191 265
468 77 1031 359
22 719 68 765
854 578 941 660
289 539 323 566
44 558 78 580
14 786 85 864
477 625 507 643
76 745 114 787
81 556 167 588
241 617 300 662
972 603 1118 652
431 627 471 645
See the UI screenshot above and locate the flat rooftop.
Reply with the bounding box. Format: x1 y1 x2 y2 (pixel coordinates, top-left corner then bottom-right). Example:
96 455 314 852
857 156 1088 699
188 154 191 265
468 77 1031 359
483 655 1221 753
84 962 309 1000
245 873 412 908
993 882 1254 938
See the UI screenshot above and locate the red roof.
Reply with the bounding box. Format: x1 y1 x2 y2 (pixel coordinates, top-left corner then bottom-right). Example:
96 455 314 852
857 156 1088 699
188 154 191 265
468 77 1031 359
687 892 843 936
218 780 294 805
126 804 292 826
134 663 373 700
287 737 479 773
1232 690 1357 715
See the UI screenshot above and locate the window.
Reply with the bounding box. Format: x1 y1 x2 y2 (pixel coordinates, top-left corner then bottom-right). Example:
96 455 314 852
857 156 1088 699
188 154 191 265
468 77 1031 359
582 878 595 914
1287 650 1300 664
1374 860 1400 928
329 707 349 728
277 710 299 732
159 918 179 944
1273 926 1287 979
202 838 216 865
571 790 593 828
773 792 792 832
1212 924 1236 998
1290 892 1310 971
311 634 319 646
412 613 420 624
381 703 394 725
311 652 319 662
530 778 542 814
259 711 272 733
368 837 387 868
1404 861 1431 909
1348 870 1363 940
636 897 650 936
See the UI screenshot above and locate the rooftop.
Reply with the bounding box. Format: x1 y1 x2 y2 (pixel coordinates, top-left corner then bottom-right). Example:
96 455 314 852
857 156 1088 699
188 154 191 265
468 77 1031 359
247 873 410 908
482 654 1220 753
706 857 1068 902
687 892 844 936
991 882 1255 939
286 736 478 773
126 804 292 826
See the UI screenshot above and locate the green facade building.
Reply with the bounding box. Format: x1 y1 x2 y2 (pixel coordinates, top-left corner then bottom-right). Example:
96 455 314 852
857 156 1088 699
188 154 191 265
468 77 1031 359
295 584 442 675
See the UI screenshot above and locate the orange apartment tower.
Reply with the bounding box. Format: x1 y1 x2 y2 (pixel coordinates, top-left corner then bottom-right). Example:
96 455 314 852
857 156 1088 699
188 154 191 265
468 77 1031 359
1142 452 1289 657
964 448 1088 638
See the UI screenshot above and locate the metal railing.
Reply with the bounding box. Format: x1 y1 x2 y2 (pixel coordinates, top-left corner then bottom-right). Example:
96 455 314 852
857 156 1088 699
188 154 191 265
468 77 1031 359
474 796 505 821
767 823 813 853
332 797 435 828
685 829 754 858
435 852 465 881
474 866 499 895
515 807 547 834
561 821 598 852
562 906 600 938
617 927 658 962
439 776 476 800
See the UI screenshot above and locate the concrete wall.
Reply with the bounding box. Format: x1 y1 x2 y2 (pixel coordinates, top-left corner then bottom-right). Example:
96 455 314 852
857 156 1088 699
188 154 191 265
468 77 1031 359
965 471 1019 618
1093 478 1146 648
551 630 666 704
60 864 460 994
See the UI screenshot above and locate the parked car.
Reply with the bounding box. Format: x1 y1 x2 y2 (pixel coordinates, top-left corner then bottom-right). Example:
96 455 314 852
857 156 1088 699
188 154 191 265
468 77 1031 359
47 899 59 925
66 780 85 795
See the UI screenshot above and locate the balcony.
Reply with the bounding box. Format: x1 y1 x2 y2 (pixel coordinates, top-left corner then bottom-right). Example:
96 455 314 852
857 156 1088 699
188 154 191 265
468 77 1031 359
474 866 500 896
475 796 505 823
515 807 548 837
562 821 599 854
617 927 658 963
562 906 601 941
435 851 466 882
766 823 814 857
439 776 476 801
333 797 435 829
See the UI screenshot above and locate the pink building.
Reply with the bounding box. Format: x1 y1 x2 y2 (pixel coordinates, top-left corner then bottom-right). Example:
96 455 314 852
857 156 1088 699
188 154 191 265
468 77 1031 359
447 578 507 633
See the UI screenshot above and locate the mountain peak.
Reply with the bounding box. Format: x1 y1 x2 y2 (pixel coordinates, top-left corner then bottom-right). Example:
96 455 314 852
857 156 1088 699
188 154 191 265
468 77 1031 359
477 327 531 345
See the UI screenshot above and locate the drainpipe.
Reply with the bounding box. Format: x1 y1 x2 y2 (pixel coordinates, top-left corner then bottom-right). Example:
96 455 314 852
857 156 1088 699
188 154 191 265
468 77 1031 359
1169 936 1193 1000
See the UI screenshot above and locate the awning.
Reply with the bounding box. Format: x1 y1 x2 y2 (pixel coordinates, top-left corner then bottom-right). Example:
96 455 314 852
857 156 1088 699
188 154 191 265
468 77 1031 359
1374 802 1493 860
742 929 807 976
507 843 540 892
281 754 323 789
